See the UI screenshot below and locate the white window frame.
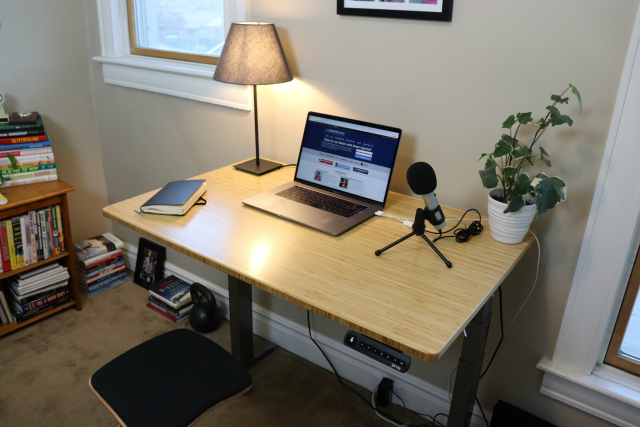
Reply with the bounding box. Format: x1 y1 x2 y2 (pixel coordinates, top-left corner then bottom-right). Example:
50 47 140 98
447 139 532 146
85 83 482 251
93 0 251 110
537 5 640 426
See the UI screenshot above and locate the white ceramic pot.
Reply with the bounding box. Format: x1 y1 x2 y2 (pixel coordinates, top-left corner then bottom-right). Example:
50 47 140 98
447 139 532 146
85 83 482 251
487 189 536 244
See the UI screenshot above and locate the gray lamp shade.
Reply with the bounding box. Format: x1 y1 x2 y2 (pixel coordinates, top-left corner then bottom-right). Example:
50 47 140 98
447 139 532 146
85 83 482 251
213 22 293 85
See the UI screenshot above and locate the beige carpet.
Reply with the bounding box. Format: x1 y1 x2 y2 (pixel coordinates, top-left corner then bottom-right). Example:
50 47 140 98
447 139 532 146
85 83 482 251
0 277 432 427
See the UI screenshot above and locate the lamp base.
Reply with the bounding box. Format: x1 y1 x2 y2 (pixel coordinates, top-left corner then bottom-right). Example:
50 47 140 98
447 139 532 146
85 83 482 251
233 158 283 175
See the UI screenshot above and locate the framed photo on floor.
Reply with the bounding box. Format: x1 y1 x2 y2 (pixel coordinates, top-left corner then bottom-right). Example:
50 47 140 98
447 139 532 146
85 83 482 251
134 238 166 289
337 0 454 22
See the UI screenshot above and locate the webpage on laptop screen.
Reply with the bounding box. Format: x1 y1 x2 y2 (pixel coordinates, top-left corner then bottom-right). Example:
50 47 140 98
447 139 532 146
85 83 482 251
295 115 400 204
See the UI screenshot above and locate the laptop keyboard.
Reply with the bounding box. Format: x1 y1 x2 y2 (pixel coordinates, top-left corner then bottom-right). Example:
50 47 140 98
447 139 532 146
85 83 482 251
276 186 368 218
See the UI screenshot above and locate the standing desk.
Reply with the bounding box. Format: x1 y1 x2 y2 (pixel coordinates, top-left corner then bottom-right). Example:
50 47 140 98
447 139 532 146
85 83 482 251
103 163 534 426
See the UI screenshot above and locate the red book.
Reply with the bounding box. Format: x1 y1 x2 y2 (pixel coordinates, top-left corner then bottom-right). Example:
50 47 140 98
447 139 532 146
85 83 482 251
0 226 10 271
0 148 52 158
146 303 181 322
0 134 48 145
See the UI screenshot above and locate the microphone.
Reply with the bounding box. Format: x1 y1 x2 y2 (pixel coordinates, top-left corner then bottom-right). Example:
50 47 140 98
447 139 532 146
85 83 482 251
406 162 446 231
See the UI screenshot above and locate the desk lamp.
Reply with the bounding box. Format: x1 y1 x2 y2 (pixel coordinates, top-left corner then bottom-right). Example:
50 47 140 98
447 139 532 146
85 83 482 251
213 22 293 175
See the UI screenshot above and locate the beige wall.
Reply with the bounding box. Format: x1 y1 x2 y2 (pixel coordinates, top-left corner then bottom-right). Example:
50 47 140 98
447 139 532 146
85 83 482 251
82 1 638 425
0 0 111 241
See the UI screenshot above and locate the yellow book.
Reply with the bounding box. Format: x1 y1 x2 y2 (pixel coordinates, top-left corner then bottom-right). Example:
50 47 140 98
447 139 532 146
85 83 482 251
6 220 15 270
55 205 64 252
12 218 24 269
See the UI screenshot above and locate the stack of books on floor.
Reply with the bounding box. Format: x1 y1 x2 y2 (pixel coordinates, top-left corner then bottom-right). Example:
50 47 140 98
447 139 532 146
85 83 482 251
74 233 127 297
0 263 71 324
0 204 65 274
0 113 58 187
147 275 193 322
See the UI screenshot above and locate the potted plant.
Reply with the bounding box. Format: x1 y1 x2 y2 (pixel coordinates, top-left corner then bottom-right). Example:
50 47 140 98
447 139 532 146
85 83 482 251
479 84 582 244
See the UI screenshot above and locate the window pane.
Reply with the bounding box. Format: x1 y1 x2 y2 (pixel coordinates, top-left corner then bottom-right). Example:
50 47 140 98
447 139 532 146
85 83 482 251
134 0 225 57
621 294 640 362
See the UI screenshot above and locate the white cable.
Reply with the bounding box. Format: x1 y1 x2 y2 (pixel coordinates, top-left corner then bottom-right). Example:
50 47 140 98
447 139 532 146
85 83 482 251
375 210 413 223
372 387 406 427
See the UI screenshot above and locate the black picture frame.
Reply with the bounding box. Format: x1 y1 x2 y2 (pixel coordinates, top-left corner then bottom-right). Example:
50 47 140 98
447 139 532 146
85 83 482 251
337 0 453 22
134 238 166 289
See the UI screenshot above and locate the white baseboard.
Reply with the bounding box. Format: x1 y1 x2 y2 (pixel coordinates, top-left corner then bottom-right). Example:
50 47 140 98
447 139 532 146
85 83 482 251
122 242 489 426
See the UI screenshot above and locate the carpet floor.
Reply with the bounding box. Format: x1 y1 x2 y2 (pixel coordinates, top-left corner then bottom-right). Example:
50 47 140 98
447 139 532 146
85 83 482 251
0 277 432 427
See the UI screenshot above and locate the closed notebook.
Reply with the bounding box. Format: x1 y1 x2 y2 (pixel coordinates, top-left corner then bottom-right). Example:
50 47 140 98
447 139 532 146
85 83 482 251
140 180 207 216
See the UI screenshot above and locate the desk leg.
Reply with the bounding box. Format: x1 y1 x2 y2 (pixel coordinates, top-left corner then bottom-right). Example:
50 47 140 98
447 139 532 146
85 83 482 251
228 276 277 368
448 296 493 427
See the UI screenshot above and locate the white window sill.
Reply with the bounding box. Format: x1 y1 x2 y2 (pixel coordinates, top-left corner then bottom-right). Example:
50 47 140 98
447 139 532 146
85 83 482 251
92 55 251 110
538 356 640 426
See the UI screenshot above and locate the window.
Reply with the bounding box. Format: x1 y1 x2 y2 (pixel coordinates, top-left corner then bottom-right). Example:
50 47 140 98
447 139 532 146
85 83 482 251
93 0 250 109
126 0 226 65
605 246 640 376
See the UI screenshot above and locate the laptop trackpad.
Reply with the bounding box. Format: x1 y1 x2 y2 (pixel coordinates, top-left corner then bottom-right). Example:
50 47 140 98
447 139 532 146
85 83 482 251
269 200 326 222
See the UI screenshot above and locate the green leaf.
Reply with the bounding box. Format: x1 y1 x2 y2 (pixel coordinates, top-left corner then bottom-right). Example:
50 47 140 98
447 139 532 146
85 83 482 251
503 194 526 214
503 167 518 179
7 154 17 168
539 147 551 166
512 144 532 159
570 83 582 114
493 139 513 157
485 156 497 169
500 134 516 145
551 95 569 104
512 173 532 196
479 167 499 188
546 106 573 127
516 112 533 125
539 147 549 156
532 173 566 218
502 115 517 129
478 153 489 162
536 118 545 125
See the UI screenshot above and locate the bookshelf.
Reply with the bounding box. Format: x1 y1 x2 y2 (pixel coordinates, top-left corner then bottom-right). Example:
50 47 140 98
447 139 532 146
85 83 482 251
0 180 80 337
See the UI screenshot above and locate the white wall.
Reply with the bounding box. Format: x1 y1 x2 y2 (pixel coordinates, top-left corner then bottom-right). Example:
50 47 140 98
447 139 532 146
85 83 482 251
0 0 111 241
82 1 638 425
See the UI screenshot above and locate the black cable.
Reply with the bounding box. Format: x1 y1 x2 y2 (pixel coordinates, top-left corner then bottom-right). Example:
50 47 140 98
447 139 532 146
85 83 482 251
391 390 446 427
432 413 448 427
429 209 483 243
281 164 297 168
476 396 490 427
480 286 504 379
306 311 433 427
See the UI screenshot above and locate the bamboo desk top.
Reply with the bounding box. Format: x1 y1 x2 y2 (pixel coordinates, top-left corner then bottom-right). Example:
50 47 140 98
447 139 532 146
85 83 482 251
103 164 534 362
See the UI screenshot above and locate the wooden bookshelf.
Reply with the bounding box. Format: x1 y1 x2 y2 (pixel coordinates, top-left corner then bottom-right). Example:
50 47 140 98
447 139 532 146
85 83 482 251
0 180 80 338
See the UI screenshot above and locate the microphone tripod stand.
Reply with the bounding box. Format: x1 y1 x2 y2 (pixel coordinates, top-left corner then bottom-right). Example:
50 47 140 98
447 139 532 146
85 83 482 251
375 207 453 268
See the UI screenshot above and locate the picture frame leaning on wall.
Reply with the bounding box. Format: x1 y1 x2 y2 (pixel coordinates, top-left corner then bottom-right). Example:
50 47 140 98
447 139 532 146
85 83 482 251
337 0 454 22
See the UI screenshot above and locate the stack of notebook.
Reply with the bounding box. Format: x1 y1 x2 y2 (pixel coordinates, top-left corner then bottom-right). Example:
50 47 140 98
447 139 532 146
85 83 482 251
5 263 71 323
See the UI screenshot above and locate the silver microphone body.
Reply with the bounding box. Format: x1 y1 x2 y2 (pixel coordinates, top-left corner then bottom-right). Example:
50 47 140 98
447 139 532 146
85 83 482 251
422 193 446 230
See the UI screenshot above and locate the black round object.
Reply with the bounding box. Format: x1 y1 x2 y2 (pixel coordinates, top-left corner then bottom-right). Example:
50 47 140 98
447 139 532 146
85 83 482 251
406 162 437 195
189 282 221 333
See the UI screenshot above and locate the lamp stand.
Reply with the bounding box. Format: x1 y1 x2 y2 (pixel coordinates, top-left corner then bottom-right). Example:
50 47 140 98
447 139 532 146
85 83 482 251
233 85 283 175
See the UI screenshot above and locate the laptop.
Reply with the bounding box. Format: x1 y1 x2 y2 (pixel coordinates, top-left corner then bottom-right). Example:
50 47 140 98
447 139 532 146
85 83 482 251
243 112 402 236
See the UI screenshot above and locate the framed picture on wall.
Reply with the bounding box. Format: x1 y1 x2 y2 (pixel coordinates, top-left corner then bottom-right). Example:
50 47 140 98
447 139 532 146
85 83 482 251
133 238 166 289
337 0 454 22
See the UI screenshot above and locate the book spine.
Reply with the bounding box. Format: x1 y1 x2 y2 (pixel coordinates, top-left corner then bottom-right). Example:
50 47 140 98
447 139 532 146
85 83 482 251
0 168 56 180
0 289 13 323
81 272 127 293
0 128 45 139
12 218 24 269
20 216 30 266
29 211 38 262
0 164 56 176
46 209 55 256
82 259 125 278
81 253 123 272
55 205 64 252
2 174 58 188
0 120 43 132
149 296 192 316
13 297 72 323
81 266 126 286
6 220 15 270
34 211 41 261
18 287 71 313
50 207 60 255
146 303 182 322
38 211 49 259
0 134 48 146
0 225 11 272
0 148 52 158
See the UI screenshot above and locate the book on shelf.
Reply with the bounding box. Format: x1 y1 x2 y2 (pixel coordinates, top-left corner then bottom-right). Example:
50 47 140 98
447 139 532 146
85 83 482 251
140 179 207 216
1 164 56 176
79 271 127 297
0 134 48 146
0 225 9 272
0 289 12 324
12 296 72 324
11 218 24 269
148 275 192 309
78 265 125 287
78 251 123 273
1 174 58 187
9 286 70 314
55 205 65 252
0 128 45 139
0 114 43 132
0 147 52 159
74 233 123 262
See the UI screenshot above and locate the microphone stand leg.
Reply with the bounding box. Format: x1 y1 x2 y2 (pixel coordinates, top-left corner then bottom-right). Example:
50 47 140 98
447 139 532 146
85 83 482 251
375 231 415 256
419 234 453 268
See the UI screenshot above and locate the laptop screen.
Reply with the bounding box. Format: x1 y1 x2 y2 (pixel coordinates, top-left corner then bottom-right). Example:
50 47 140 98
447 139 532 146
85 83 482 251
294 113 401 205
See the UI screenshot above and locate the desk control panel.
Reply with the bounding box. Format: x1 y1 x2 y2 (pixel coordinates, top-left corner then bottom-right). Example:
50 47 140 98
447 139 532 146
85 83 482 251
344 330 411 373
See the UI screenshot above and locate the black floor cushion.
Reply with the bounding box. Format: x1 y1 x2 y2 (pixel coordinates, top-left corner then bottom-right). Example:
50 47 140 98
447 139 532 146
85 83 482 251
91 329 252 427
